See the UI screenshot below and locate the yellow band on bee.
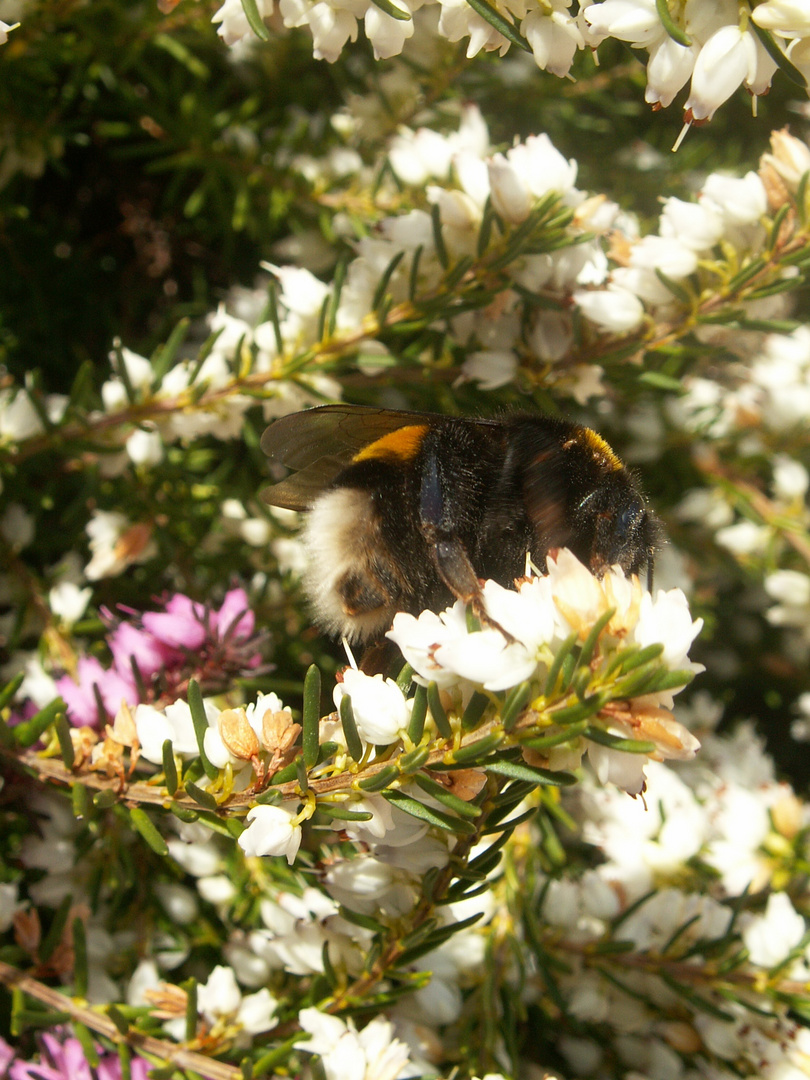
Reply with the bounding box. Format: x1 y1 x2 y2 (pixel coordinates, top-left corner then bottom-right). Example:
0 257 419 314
353 425 430 463
579 427 622 471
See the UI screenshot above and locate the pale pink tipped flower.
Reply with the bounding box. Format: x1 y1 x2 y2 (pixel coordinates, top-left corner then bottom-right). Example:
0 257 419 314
57 655 138 728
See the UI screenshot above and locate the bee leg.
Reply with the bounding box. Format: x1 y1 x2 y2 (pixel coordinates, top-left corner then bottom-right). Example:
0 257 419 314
419 446 514 640
359 638 402 676
432 536 484 608
432 535 515 641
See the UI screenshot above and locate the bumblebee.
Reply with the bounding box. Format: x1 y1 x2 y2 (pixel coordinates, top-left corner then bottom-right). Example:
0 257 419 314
261 405 659 644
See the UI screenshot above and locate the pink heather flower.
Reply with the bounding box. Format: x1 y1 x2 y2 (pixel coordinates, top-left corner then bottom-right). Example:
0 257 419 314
215 587 255 640
7 1031 149 1080
141 594 209 650
56 655 137 727
0 1036 14 1074
58 589 265 727
107 620 176 680
142 589 254 651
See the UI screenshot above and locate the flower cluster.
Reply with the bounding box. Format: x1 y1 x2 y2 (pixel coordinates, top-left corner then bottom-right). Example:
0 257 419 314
212 0 810 126
153 114 809 413
530 708 810 1079
389 549 702 795
0 1030 149 1080
53 588 262 728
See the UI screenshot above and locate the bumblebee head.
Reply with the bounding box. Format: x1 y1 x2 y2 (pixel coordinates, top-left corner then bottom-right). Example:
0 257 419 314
581 481 661 590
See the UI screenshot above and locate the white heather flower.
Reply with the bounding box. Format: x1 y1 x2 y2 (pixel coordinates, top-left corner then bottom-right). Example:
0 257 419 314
743 891 806 968
430 627 539 693
198 965 242 1021
487 154 533 224
240 803 302 864
715 520 771 557
521 1 583 78
0 20 19 43
764 569 810 628
573 285 645 333
134 700 208 764
342 795 397 842
0 503 34 550
455 149 490 208
2 651 57 708
580 760 708 898
702 781 773 895
684 24 773 122
212 0 273 43
752 0 810 38
48 582 92 624
487 134 577 224
510 133 579 202
389 127 457 185
610 266 674 309
632 588 704 673
387 603 471 689
620 888 731 952
772 455 809 500
676 488 734 529
527 310 573 362
324 854 410 915
298 1008 413 1080
659 196 723 251
460 349 518 389
645 36 697 108
437 0 509 57
546 548 612 637
390 579 554 694
0 388 44 441
237 988 279 1034
701 171 767 225
298 1 359 63
197 874 236 906
267 262 332 329
567 363 606 404
166 833 223 878
333 668 410 745
241 517 272 547
588 741 647 795
629 234 698 279
126 426 164 467
364 3 413 59
582 0 662 47
429 186 482 255
127 959 161 1007
101 348 154 412
207 304 254 356
0 882 24 932
482 576 557 650
85 510 156 580
160 354 250 443
154 882 199 925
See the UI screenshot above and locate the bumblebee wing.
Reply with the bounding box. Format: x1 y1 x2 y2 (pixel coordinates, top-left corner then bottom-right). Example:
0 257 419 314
260 404 441 511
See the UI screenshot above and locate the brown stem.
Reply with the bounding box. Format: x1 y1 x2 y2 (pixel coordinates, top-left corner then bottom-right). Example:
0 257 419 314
0 961 242 1080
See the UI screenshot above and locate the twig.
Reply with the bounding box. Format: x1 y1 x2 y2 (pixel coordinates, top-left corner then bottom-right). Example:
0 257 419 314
0 961 242 1080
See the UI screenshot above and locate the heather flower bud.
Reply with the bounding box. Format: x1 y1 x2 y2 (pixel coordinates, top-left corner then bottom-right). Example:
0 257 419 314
760 128 810 194
218 707 261 760
487 155 532 224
